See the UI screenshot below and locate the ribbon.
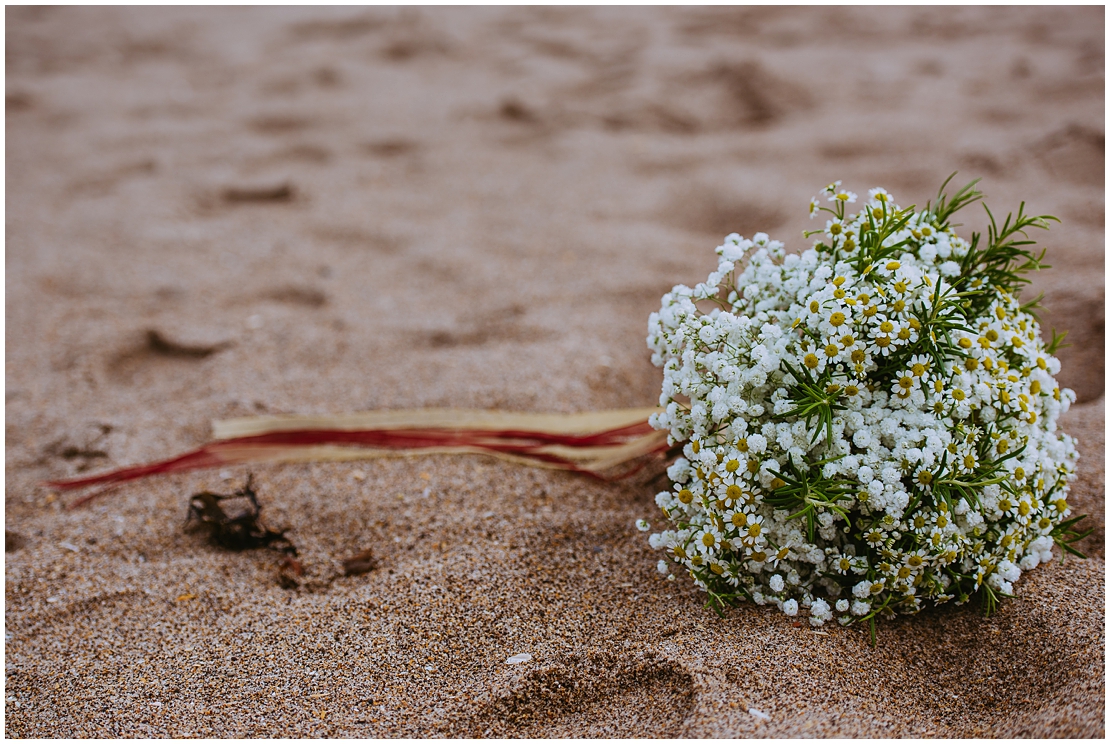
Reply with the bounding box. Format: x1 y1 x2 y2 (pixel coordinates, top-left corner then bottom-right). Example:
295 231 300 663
45 407 670 507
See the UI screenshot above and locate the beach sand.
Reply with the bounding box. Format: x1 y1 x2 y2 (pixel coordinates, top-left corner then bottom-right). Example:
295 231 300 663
5 6 1104 737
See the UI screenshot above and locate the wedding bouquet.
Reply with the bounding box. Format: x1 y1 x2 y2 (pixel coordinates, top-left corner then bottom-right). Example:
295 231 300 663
644 178 1084 634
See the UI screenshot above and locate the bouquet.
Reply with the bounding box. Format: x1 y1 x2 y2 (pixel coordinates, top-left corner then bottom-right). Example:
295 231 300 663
643 178 1085 635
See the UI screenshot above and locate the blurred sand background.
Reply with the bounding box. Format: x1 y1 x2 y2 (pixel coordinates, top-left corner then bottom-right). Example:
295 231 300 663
4 6 1104 737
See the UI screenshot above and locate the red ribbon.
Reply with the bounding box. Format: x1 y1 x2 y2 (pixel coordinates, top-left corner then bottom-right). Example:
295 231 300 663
45 418 668 508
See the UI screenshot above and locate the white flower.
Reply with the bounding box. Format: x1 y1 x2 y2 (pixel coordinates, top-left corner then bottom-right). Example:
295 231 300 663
809 598 832 626
996 560 1021 583
782 599 799 616
642 180 1079 629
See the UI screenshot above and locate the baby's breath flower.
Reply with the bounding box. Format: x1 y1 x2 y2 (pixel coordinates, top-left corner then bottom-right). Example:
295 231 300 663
644 178 1081 633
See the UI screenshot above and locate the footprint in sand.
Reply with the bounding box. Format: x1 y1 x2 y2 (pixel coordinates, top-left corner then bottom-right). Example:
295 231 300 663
463 653 695 737
107 329 231 383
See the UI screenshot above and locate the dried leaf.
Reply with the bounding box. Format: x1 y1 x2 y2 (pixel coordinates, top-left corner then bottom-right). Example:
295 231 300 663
185 475 296 554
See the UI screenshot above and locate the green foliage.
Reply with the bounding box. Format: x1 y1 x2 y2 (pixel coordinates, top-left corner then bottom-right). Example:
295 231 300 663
765 453 855 543
779 359 847 446
1051 514 1093 558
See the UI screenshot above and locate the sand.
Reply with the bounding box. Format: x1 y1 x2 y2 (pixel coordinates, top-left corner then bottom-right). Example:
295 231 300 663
5 6 1104 737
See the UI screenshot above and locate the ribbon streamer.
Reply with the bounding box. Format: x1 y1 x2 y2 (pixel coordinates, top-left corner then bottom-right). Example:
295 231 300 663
45 407 669 507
